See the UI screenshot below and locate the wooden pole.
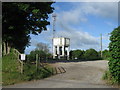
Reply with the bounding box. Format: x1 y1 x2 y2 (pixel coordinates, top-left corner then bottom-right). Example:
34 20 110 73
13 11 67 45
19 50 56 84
100 34 103 58
36 54 38 70
21 60 23 74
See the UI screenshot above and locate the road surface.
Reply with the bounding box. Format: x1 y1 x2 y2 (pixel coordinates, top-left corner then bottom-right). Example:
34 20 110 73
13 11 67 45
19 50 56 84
4 60 114 88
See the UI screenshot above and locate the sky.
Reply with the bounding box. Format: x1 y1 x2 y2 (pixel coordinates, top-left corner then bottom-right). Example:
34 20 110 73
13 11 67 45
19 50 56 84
25 2 118 54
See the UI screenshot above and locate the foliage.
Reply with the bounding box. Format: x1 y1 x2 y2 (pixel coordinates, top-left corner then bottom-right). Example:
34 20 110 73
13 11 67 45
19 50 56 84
2 2 54 53
22 63 52 81
35 42 50 53
103 70 111 80
108 26 120 84
102 49 110 60
2 52 23 85
83 48 100 60
70 48 101 60
2 50 52 86
70 50 84 60
102 70 119 85
27 50 45 62
27 49 52 62
2 52 19 73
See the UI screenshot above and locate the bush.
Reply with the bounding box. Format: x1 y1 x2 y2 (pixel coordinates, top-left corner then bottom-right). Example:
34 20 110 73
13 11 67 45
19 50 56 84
108 26 120 84
70 50 84 60
2 51 53 86
2 52 19 73
2 52 23 85
23 63 52 81
69 49 101 60
103 70 111 80
102 50 110 60
103 70 119 84
83 48 100 60
27 50 52 62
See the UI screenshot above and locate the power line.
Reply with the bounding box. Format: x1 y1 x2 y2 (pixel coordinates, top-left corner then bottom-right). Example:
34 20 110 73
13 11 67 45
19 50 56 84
100 33 102 58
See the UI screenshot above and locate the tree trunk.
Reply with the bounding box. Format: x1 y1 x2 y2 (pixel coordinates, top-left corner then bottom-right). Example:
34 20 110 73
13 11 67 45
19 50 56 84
7 42 10 54
3 42 6 55
3 42 11 55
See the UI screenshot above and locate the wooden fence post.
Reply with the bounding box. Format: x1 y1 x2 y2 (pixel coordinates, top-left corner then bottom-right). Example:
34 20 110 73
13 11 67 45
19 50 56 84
21 60 23 74
36 54 38 71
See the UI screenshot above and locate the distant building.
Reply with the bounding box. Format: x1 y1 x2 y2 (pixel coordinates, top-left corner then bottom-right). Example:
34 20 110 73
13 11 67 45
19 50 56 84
53 37 70 60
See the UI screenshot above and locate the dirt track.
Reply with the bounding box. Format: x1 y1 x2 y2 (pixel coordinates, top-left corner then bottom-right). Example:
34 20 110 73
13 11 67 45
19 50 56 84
4 60 114 88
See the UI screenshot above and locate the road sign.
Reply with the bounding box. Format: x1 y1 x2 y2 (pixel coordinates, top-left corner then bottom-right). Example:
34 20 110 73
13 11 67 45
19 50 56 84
21 54 26 60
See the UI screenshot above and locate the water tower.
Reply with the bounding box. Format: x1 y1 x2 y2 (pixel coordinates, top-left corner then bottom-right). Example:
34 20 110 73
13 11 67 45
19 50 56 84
53 37 70 60
52 13 70 60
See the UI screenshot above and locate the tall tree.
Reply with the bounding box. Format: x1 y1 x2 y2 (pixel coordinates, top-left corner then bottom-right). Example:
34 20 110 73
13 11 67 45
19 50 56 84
35 42 50 53
83 48 99 60
2 2 54 53
71 50 84 60
102 49 110 60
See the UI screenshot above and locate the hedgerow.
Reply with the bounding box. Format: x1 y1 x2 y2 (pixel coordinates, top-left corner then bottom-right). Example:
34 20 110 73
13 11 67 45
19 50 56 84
108 26 120 84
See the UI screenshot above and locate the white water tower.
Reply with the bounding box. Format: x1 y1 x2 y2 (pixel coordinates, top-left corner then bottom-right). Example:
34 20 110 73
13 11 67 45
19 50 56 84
53 37 70 60
52 13 70 60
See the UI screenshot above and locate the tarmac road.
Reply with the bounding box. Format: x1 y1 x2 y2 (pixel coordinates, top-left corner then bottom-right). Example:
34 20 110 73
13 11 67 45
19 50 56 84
4 60 114 88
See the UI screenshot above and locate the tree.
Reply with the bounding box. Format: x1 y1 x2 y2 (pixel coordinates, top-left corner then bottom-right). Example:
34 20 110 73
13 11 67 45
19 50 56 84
69 50 73 60
83 48 99 60
27 42 52 62
35 42 50 54
27 50 46 62
102 49 110 60
108 26 120 83
69 50 84 60
2 2 54 54
27 49 52 62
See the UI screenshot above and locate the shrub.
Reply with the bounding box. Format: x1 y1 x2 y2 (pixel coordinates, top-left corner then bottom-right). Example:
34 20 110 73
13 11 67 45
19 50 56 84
102 50 110 60
83 48 100 60
2 51 53 85
108 26 120 84
22 63 52 81
27 50 52 62
70 50 84 60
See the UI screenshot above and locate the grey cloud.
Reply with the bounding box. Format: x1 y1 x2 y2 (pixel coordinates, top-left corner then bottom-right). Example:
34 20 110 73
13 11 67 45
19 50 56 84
56 25 100 50
80 2 118 20
53 2 117 50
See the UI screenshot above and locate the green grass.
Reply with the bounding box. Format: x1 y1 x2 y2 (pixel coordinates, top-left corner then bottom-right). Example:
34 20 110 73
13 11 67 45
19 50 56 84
2 51 53 86
2 52 23 85
2 52 20 73
102 70 120 85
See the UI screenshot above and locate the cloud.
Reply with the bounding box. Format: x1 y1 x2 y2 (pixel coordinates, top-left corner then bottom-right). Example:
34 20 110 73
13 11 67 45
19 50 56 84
55 2 117 28
52 2 118 50
105 21 115 27
30 38 38 46
80 2 118 20
55 0 119 2
56 25 100 50
26 2 117 53
57 9 87 25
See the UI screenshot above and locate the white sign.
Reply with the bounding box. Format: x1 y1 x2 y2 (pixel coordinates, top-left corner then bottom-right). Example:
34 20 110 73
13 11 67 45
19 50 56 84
21 54 26 60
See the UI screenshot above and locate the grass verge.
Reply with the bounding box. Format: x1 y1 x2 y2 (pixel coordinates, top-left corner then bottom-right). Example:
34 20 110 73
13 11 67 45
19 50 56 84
102 70 120 87
2 52 53 86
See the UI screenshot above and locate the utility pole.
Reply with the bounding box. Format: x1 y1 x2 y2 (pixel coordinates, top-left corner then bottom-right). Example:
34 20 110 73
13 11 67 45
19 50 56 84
100 33 102 58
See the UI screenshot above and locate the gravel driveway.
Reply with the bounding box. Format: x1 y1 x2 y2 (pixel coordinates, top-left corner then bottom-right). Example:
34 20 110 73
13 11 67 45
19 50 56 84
4 60 114 88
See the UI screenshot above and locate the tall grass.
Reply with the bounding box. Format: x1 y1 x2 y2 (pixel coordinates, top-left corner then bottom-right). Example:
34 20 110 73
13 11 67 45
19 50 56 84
2 51 52 86
103 70 120 85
